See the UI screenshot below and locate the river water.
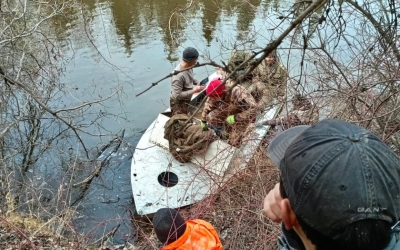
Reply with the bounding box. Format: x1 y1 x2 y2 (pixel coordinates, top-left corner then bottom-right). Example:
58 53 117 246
16 0 392 246
59 0 290 146
50 0 291 245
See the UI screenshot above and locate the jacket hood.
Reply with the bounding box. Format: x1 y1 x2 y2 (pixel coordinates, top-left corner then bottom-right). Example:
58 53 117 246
384 231 400 250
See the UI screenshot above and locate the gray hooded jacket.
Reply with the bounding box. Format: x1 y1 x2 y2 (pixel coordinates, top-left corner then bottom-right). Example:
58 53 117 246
278 223 400 250
385 224 400 250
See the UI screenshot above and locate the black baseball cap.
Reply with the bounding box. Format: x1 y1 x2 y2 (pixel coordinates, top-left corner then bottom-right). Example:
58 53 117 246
152 208 187 244
182 47 199 62
267 119 400 237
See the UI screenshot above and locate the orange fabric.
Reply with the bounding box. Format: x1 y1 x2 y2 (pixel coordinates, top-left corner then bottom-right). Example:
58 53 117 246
161 219 223 250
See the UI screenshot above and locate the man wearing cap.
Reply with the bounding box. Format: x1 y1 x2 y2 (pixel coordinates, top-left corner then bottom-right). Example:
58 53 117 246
226 49 274 110
263 119 400 250
252 49 288 103
170 47 205 115
152 208 222 249
200 78 257 146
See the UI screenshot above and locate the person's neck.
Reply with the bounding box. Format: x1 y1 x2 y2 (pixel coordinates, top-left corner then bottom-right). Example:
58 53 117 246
293 226 316 250
180 61 193 69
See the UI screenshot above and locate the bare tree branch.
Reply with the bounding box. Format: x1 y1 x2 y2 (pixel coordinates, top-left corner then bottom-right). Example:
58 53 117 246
1 74 92 157
136 61 226 97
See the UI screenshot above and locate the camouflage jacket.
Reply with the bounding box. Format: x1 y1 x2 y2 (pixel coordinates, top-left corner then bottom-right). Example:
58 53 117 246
201 84 257 126
292 105 319 125
253 61 288 86
265 104 319 128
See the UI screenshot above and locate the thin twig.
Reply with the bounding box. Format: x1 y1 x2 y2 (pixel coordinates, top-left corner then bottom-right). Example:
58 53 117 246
136 61 226 97
182 0 328 126
1 74 91 158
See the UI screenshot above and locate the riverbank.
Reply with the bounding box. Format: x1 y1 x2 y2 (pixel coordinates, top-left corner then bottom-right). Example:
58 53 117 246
0 145 281 250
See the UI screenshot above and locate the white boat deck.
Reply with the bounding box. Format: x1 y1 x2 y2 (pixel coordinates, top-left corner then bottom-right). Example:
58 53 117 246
131 74 280 215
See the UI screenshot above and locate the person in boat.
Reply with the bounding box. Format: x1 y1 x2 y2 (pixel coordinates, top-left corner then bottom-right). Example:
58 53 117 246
152 208 223 250
256 94 319 129
225 49 287 110
170 47 205 115
226 50 267 108
227 50 255 81
251 49 288 104
200 78 257 146
263 119 400 250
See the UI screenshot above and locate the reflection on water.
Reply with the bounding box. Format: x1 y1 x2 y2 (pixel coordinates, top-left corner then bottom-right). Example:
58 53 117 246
61 0 287 61
50 0 288 245
236 0 262 40
72 133 141 245
54 0 287 146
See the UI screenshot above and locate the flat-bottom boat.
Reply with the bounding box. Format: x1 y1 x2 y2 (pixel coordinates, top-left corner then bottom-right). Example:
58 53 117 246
131 72 281 215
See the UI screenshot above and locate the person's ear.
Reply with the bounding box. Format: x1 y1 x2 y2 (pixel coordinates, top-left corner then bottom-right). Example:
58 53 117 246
280 198 298 230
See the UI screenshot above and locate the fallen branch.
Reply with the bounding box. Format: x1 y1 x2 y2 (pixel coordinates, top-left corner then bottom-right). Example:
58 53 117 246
72 164 102 188
70 130 125 206
4 74 89 157
94 224 120 246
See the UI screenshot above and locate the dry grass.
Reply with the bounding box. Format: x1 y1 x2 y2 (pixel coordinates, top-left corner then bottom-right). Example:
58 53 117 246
132 144 282 250
0 212 78 249
0 140 282 250
193 147 281 250
3 213 53 236
193 107 284 249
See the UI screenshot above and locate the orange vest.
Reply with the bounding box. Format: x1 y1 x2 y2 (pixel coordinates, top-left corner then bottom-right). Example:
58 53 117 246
160 219 223 250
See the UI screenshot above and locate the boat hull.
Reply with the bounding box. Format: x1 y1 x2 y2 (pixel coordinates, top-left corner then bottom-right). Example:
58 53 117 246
131 73 280 215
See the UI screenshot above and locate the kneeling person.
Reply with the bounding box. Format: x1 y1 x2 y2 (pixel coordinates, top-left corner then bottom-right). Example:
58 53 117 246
201 78 257 146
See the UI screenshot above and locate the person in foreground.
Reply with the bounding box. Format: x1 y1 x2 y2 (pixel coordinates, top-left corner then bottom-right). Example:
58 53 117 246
263 119 400 250
170 47 205 115
152 208 222 250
